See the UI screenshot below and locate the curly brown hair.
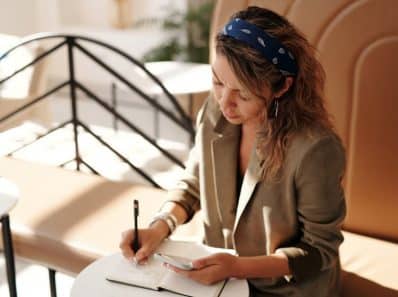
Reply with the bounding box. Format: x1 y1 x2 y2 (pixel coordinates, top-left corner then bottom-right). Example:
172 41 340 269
215 6 336 182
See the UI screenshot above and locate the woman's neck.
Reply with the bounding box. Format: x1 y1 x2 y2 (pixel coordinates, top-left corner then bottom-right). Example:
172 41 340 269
241 122 260 140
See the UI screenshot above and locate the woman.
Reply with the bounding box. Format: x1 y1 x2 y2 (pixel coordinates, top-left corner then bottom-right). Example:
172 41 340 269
120 6 346 297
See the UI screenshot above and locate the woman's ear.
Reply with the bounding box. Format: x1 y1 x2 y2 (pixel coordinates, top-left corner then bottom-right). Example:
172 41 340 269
275 77 294 98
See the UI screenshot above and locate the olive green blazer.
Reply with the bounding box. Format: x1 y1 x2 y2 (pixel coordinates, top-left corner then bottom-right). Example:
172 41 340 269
167 98 346 297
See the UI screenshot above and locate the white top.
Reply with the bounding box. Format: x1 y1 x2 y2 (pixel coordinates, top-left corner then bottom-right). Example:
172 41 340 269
0 177 19 216
71 241 249 297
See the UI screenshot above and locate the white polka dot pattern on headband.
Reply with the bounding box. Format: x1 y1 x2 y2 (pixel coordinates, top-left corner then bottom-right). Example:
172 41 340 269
272 57 278 64
288 51 295 60
241 29 251 34
278 48 285 54
257 37 266 47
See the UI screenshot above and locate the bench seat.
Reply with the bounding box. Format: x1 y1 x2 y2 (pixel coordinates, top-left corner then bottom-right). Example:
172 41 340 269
0 156 201 275
341 231 398 296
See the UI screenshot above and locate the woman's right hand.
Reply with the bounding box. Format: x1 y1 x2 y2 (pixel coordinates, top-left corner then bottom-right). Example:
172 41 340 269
119 220 170 264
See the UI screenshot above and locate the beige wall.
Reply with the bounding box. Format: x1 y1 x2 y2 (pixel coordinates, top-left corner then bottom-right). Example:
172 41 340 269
0 0 38 36
0 0 187 36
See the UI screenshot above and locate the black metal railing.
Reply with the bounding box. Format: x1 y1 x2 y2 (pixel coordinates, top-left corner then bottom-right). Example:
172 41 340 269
0 33 195 188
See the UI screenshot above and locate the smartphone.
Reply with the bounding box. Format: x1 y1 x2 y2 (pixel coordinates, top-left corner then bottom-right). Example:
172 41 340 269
154 253 194 270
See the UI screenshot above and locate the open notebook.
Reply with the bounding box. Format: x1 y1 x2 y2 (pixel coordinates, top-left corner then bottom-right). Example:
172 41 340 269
106 240 233 297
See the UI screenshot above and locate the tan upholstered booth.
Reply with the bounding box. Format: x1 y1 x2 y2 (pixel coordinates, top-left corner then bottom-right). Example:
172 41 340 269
211 1 398 296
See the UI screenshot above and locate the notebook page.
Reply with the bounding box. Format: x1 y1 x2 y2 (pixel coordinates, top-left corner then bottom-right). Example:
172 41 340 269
106 254 165 290
106 241 236 295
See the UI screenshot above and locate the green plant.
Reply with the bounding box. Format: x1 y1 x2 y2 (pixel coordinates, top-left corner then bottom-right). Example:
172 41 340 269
142 1 214 63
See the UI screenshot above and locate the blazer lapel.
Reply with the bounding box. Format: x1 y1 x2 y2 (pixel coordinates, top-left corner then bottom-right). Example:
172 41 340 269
233 143 262 232
211 118 240 231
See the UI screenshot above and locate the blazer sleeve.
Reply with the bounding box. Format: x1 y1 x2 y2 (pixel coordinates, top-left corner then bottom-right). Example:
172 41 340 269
164 99 209 222
276 136 347 282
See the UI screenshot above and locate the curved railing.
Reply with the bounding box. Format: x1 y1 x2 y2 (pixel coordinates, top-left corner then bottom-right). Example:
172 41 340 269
0 33 195 188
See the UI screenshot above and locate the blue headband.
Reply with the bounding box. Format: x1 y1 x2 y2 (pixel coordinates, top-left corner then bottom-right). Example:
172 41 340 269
222 18 298 76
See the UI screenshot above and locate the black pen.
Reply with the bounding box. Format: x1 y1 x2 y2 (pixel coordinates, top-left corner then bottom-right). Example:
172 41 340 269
132 199 140 254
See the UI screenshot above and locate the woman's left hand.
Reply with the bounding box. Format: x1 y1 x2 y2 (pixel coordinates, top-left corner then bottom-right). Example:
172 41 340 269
165 253 238 285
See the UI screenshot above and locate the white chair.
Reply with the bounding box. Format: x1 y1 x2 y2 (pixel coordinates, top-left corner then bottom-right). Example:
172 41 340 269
0 33 51 130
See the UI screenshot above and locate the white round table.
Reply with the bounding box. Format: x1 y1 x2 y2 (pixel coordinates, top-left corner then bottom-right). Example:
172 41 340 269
143 61 212 96
111 61 212 141
146 61 211 142
71 253 249 297
0 177 19 297
0 177 19 214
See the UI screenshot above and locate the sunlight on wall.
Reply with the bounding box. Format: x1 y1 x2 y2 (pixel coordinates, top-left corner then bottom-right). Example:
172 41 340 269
0 0 187 35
